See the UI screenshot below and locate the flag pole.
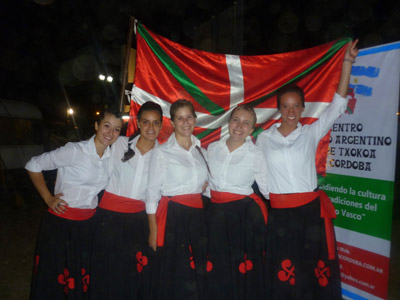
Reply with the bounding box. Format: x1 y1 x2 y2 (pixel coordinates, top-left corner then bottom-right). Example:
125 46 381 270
119 16 135 113
233 0 243 54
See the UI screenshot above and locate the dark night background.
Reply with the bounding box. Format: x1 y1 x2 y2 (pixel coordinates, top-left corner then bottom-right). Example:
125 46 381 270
1 0 400 129
0 1 400 299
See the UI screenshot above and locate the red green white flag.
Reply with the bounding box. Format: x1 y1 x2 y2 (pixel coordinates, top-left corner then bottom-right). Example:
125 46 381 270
127 23 350 177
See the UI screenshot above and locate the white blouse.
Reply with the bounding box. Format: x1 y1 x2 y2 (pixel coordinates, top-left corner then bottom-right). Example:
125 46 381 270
105 135 158 202
146 133 208 214
25 135 111 209
256 93 348 195
207 137 268 198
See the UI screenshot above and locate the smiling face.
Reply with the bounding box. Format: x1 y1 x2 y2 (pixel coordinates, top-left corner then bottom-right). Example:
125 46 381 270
94 112 122 149
138 110 162 142
278 92 305 128
171 106 196 138
228 108 255 144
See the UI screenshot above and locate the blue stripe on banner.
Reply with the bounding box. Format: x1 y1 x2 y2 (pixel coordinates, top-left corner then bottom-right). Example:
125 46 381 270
358 41 400 56
342 288 369 300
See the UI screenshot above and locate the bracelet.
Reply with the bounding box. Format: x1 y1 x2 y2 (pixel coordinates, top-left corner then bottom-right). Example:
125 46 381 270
343 58 355 64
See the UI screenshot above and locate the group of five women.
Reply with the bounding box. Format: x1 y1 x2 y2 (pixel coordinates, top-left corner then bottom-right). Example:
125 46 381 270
26 40 358 300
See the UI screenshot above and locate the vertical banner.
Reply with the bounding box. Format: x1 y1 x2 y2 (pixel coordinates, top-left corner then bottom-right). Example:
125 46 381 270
323 41 400 300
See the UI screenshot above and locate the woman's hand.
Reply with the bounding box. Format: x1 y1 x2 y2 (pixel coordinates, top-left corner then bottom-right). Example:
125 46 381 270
45 193 68 214
148 230 157 252
337 39 360 97
147 214 157 251
345 39 359 62
27 171 68 214
202 181 208 194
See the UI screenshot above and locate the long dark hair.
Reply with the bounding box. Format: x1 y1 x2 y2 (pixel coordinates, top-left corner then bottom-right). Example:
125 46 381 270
121 101 163 162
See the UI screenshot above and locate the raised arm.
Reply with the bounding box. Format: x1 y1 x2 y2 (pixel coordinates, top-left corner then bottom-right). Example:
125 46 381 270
337 39 359 97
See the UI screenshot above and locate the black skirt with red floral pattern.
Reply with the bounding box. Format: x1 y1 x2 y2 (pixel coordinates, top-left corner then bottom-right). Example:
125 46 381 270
151 201 208 300
265 197 342 300
89 207 154 300
204 197 266 300
30 212 94 300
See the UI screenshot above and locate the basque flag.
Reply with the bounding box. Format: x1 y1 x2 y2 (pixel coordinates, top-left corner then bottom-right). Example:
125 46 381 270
128 23 350 177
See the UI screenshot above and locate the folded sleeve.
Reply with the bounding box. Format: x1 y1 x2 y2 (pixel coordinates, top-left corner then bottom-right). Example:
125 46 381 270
146 147 166 214
25 143 76 172
254 146 269 199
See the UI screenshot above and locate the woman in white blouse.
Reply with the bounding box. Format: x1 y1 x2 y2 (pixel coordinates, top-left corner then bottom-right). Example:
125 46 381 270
25 110 122 300
256 40 359 300
147 99 208 300
89 102 163 300
204 104 268 300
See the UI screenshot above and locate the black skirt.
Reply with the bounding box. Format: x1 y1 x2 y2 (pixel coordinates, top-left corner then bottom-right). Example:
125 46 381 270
89 207 154 300
30 211 94 300
152 201 208 300
265 197 342 300
204 197 266 300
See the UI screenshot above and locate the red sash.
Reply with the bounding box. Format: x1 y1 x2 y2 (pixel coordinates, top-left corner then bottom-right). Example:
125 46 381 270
156 194 203 247
99 191 145 213
210 190 268 224
48 206 96 221
269 191 337 260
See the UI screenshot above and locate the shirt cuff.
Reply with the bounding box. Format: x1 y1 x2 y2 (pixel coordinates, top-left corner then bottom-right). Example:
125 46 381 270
203 187 211 198
333 92 348 103
25 158 42 172
145 202 158 214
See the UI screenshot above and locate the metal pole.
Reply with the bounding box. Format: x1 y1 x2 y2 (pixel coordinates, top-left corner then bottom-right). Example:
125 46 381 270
233 0 243 54
119 16 135 113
